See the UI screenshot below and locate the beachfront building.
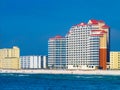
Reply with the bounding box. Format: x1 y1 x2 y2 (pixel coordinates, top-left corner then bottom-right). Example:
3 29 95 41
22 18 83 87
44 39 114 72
48 36 66 69
20 55 48 69
43 56 48 69
66 20 110 70
0 46 20 69
110 52 120 69
48 19 110 70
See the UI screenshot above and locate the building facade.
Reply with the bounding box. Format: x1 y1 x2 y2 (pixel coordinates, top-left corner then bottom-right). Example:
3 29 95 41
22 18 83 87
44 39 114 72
110 52 120 69
43 56 48 69
0 46 20 69
66 20 110 70
20 55 47 69
48 36 66 69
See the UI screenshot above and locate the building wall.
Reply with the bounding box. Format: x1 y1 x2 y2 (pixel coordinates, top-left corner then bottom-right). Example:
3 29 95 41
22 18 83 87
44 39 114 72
99 33 107 69
99 49 107 69
1 57 20 69
0 46 20 69
110 52 120 69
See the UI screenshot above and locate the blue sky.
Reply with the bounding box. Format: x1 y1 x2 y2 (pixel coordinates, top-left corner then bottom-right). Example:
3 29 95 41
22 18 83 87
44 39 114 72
0 0 120 55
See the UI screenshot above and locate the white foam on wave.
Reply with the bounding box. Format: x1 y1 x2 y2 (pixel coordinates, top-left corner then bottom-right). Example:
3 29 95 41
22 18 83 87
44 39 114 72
2 73 14 76
18 74 29 77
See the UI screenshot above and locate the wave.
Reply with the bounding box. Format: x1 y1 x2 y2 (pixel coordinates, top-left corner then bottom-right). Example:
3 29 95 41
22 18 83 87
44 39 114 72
17 74 30 77
0 73 30 77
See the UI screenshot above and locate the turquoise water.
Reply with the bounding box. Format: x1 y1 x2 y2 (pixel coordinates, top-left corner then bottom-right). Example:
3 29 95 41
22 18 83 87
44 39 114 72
0 73 120 90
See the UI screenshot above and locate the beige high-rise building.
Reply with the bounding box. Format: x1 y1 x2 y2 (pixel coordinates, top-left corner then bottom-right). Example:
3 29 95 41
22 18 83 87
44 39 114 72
110 52 120 69
0 46 20 69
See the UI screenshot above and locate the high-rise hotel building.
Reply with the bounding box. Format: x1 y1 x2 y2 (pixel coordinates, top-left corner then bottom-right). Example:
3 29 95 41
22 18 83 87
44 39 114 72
48 19 110 70
66 20 110 69
48 36 66 69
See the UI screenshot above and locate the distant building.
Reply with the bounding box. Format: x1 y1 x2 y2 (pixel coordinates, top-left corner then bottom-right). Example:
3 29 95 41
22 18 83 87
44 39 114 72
48 35 66 69
0 46 20 69
110 52 120 69
20 55 48 69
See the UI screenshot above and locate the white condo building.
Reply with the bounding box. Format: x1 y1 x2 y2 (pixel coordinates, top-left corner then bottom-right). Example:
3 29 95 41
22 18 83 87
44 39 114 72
20 56 47 69
48 19 110 70
66 23 99 69
66 20 109 69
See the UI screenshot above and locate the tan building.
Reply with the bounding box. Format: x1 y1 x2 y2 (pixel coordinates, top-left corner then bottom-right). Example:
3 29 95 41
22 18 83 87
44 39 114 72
0 46 20 69
110 52 120 69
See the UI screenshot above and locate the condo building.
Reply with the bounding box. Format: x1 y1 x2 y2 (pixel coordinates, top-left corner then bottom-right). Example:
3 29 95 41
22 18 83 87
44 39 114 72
0 46 20 69
48 36 66 69
66 20 110 69
48 19 110 70
110 52 120 69
20 55 48 69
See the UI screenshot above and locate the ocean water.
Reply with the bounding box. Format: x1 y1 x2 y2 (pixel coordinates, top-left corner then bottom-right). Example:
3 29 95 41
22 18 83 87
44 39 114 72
0 74 120 90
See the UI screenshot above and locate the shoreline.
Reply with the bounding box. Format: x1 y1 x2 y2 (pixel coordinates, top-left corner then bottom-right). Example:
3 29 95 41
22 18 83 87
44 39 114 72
0 69 120 75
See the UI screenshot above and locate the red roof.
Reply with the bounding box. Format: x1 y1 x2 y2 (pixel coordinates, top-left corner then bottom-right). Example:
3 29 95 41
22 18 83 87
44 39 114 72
49 38 55 40
55 35 63 38
49 35 63 40
90 20 98 24
77 22 87 26
101 30 107 33
102 25 109 29
91 30 107 37
99 20 104 23
91 30 107 33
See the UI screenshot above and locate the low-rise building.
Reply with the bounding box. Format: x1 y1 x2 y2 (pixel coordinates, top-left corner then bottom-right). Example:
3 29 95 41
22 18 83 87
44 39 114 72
110 52 120 69
20 55 48 69
0 46 20 69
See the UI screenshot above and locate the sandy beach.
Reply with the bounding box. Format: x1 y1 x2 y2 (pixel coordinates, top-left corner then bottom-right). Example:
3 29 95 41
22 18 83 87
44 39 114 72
0 69 120 75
